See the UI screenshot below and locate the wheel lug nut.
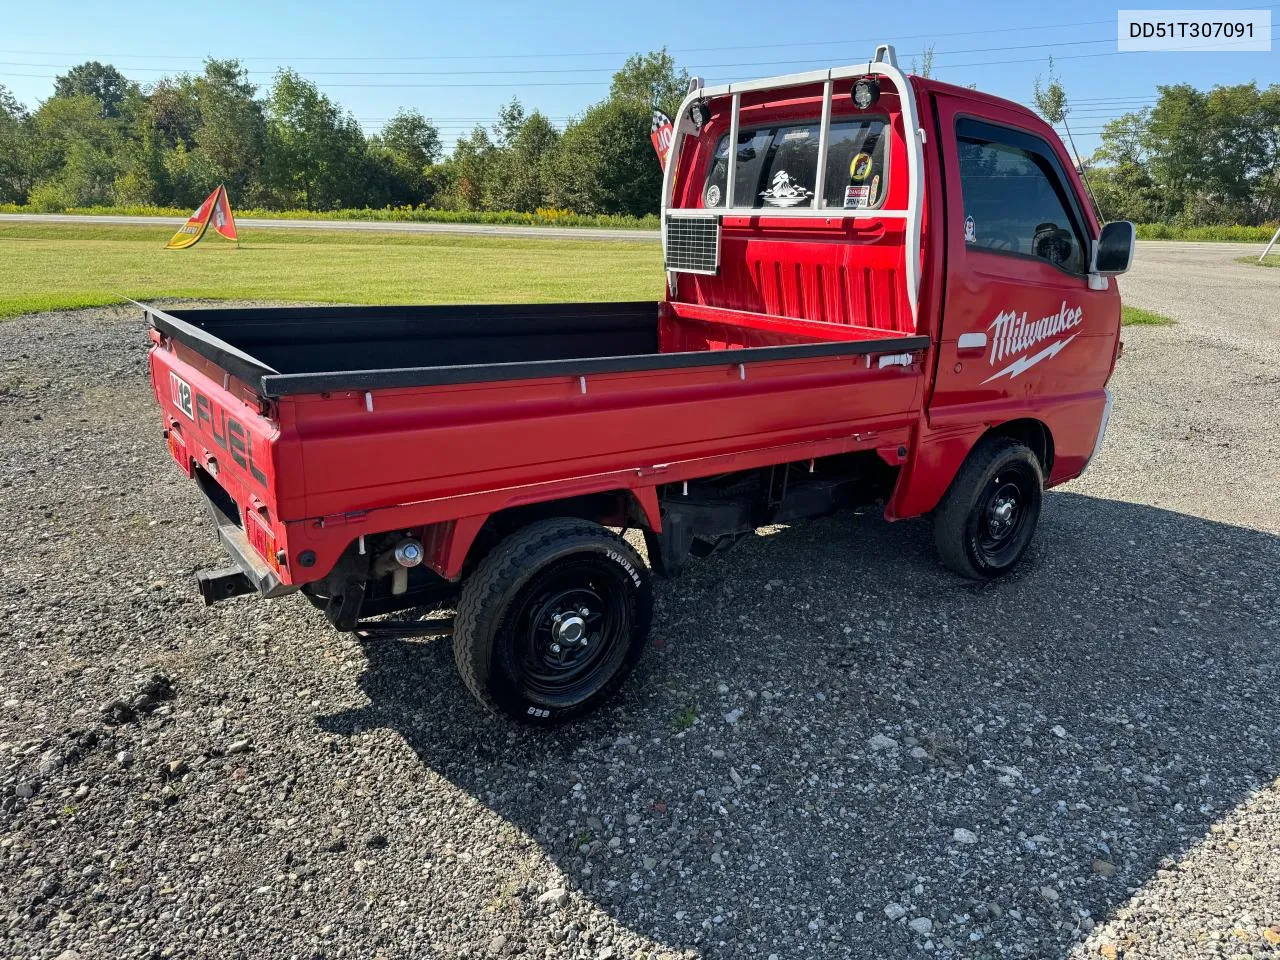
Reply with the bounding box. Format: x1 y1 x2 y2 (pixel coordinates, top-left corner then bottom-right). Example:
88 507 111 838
579 607 589 617
550 643 562 654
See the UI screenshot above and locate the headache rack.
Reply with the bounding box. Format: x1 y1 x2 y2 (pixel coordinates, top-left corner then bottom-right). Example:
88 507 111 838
659 44 925 325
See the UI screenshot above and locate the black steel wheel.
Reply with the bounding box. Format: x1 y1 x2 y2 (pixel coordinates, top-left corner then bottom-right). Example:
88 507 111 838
933 436 1044 579
453 519 652 724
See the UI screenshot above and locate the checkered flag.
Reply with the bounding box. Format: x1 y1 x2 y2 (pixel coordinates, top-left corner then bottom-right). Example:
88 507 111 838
650 109 674 169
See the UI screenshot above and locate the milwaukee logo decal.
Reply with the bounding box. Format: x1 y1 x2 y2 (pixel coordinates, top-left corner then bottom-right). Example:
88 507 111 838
983 301 1083 383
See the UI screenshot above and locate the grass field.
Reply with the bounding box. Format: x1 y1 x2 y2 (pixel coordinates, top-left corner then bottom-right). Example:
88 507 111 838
1 221 1168 326
0 203 659 230
1238 254 1280 269
0 223 663 319
1134 222 1277 243
1121 306 1175 326
2 205 1274 243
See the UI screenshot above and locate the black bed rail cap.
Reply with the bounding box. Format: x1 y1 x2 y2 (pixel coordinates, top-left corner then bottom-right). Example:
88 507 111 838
260 335 932 396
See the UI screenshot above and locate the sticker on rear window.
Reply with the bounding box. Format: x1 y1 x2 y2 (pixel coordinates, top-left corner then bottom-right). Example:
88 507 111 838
844 185 870 209
964 216 977 244
760 171 813 207
169 372 194 420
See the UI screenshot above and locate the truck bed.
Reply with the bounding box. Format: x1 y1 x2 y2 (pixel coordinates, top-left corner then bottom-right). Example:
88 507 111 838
147 301 925 396
146 300 930 585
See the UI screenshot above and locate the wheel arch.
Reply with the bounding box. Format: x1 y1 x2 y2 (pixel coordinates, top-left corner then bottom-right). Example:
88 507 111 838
887 416 1055 520
985 417 1055 479
424 488 661 582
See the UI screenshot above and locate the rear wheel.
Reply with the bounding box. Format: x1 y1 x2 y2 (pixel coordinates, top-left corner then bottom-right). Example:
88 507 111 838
932 436 1043 579
453 519 652 724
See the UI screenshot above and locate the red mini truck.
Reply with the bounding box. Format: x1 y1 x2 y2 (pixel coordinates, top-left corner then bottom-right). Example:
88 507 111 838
145 46 1134 723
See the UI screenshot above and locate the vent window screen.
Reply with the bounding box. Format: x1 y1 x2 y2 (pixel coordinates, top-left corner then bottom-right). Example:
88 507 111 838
664 215 720 274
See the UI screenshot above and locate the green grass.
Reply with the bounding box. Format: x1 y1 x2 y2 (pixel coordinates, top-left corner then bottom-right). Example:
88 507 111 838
1134 223 1277 243
3 206 1272 241
0 222 663 319
0 201 659 230
1238 254 1280 268
1122 305 1175 326
671 705 697 731
0 221 1192 329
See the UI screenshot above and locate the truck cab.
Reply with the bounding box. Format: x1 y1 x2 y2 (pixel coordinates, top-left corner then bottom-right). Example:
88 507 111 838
145 45 1133 724
660 46 1130 524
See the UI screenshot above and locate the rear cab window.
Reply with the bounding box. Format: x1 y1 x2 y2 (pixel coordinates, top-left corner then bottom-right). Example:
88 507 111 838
955 118 1087 274
702 117 889 210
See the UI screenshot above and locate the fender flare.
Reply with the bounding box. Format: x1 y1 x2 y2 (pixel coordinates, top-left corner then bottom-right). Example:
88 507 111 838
421 486 663 581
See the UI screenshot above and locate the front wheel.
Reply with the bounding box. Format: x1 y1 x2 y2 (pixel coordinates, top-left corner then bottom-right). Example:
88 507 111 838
932 436 1044 579
453 519 652 724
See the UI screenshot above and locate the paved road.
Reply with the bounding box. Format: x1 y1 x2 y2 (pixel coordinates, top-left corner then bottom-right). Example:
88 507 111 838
0 211 660 242
0 241 1277 960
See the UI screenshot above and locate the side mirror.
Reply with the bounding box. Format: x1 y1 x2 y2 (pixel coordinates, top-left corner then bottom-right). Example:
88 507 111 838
1093 221 1135 276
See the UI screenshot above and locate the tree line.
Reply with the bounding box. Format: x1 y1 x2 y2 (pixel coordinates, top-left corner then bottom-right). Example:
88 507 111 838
1084 82 1280 227
1032 62 1279 228
2 55 1275 226
0 52 688 216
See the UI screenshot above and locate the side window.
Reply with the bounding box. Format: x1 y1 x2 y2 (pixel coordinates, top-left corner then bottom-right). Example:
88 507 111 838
956 124 1086 274
703 118 889 210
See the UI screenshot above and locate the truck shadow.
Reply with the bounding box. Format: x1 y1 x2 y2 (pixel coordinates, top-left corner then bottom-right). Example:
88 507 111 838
319 492 1279 959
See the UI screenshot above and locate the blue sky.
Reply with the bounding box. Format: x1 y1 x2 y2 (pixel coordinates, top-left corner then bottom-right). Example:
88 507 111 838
2 0 1275 154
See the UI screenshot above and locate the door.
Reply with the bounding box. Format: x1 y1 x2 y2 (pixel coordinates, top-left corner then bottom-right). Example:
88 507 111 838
927 96 1120 440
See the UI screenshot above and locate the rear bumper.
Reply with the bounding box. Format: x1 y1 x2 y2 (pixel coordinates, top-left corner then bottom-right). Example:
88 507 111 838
199 481 298 600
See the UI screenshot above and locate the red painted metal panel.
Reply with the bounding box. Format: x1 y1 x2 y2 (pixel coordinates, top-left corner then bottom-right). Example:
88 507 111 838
287 351 925 521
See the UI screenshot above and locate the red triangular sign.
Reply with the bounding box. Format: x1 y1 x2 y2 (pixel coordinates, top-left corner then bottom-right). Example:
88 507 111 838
211 185 238 241
164 186 238 249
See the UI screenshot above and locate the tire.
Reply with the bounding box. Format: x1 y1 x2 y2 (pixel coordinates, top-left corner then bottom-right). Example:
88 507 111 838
453 518 653 724
932 436 1044 580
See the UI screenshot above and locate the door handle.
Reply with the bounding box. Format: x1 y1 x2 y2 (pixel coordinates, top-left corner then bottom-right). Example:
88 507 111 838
956 332 988 353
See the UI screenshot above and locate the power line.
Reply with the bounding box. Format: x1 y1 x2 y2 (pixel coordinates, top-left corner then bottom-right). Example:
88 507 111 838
0 72 608 87
914 29 1278 71
0 18 1125 64
6 29 1271 92
0 37 1132 77
8 2 1277 67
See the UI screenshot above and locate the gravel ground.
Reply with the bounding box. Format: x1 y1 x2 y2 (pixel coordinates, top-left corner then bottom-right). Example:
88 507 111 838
2 243 1278 960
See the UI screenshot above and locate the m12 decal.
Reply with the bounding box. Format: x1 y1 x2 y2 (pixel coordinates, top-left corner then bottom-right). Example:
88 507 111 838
169 372 194 420
983 301 1083 384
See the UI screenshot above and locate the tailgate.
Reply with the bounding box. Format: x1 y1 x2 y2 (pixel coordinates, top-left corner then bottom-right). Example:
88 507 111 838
148 327 291 583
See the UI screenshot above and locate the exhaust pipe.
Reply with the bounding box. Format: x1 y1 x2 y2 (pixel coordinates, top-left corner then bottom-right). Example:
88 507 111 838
390 538 423 595
393 538 423 568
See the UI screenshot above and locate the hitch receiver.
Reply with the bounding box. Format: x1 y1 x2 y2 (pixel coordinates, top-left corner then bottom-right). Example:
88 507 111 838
196 566 256 605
